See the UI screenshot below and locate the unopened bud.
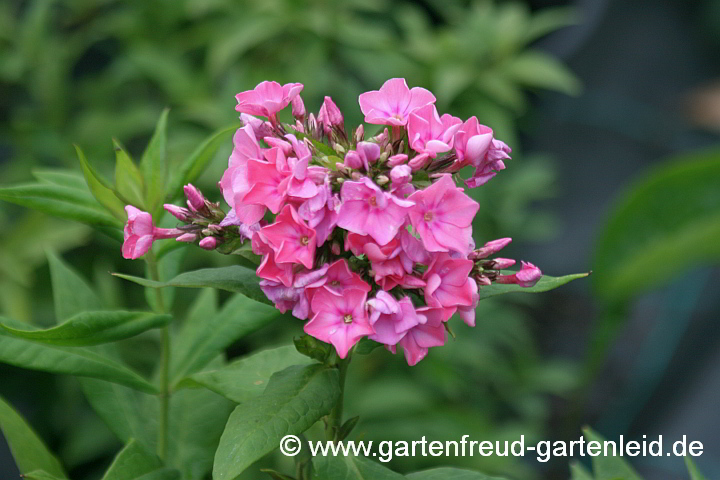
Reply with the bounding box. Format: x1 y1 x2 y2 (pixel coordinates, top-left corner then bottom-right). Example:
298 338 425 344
184 184 206 212
291 95 306 120
490 258 516 269
351 172 363 181
355 125 364 143
176 233 197 243
388 153 408 166
495 261 542 288
164 203 191 222
318 96 344 133
336 177 345 184
208 224 223 234
331 242 341 255
199 237 218 250
471 237 512 259
333 143 346 154
375 175 389 186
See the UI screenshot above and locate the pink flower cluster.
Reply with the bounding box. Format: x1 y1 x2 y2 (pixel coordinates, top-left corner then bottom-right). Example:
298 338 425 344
122 79 542 366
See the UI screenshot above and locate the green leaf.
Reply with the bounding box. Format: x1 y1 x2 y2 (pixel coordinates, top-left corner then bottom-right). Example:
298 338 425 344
213 364 341 480
79 378 157 449
75 144 127 219
101 439 178 480
180 345 313 403
141 109 169 215
312 455 404 480
504 51 582 96
524 7 577 44
21 472 67 480
0 322 158 393
407 468 507 480
593 150 720 303
0 396 67 479
685 456 709 480
478 273 589 300
170 293 282 384
166 124 237 201
0 183 123 229
167 384 234 480
569 462 594 480
0 311 171 346
32 169 88 190
114 265 271 306
114 139 146 208
47 250 104 321
582 428 643 480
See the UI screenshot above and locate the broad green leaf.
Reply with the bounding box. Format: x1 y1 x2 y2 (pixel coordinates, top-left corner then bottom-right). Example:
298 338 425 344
32 169 88 190
407 467 507 479
166 124 237 201
114 139 146 208
593 150 720 303
312 455 405 480
180 345 313 402
213 364 341 480
167 382 234 480
685 456 709 480
0 311 171 346
0 183 123 229
569 462 594 480
524 7 576 44
478 273 589 300
48 250 103 321
504 51 582 96
101 439 178 480
583 428 643 480
170 293 282 384
19 471 66 480
0 322 158 393
75 144 127 219
79 378 157 449
141 109 169 215
0 396 67 479
114 265 270 306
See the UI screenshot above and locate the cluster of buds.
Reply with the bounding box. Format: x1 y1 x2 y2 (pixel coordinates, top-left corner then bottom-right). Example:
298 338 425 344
122 78 542 366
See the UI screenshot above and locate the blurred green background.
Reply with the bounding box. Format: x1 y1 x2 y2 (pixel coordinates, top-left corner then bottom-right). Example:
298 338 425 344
1 0 719 479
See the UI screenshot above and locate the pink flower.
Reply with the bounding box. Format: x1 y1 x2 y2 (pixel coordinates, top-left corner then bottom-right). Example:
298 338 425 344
455 278 478 327
337 178 414 246
453 116 494 167
298 180 339 246
306 259 370 303
252 232 294 287
259 205 317 269
423 253 476 308
495 261 542 288
344 142 381 171
407 175 479 255
218 125 267 225
317 96 344 134
407 105 463 159
465 138 511 188
260 265 329 319
358 78 436 127
122 206 180 259
368 293 424 346
235 81 304 119
397 306 453 366
304 288 374 358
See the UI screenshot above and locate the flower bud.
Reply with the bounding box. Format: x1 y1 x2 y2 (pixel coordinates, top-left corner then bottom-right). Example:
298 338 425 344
199 237 218 250
291 95 305 120
390 165 412 185
471 237 512 259
184 184 206 212
333 143 346 154
318 96 344 134
495 261 542 288
164 203 191 222
490 258 516 269
388 153 408 166
355 124 364 143
331 242 341 255
176 233 197 243
375 175 389 186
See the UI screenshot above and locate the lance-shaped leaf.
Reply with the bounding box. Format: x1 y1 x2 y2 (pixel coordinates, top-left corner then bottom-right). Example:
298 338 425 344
20 472 67 480
407 468 508 480
478 272 589 300
75 144 127 219
114 265 270 306
179 345 313 403
582 428 642 480
170 293 282 384
33 169 88 190
213 364 341 480
114 139 146 208
312 455 405 480
141 109 169 215
685 456 709 480
0 311 171 346
569 462 594 480
0 183 123 229
0 396 67 479
0 321 158 393
101 439 179 480
165 124 237 201
47 250 103 321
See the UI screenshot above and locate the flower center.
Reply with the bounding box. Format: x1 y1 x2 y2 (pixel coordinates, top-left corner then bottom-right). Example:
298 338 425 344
392 113 404 122
343 314 353 324
330 280 340 287
300 236 309 246
368 196 377 207
424 211 434 222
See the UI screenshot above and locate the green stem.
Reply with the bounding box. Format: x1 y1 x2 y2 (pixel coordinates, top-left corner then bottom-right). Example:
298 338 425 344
147 252 171 460
325 354 350 442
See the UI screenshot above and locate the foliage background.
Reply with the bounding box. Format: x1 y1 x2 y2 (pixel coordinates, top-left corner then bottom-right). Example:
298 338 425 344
1 0 719 479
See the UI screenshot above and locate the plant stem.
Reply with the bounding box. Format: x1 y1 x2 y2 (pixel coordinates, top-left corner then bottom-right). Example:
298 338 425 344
325 354 350 442
147 252 171 460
